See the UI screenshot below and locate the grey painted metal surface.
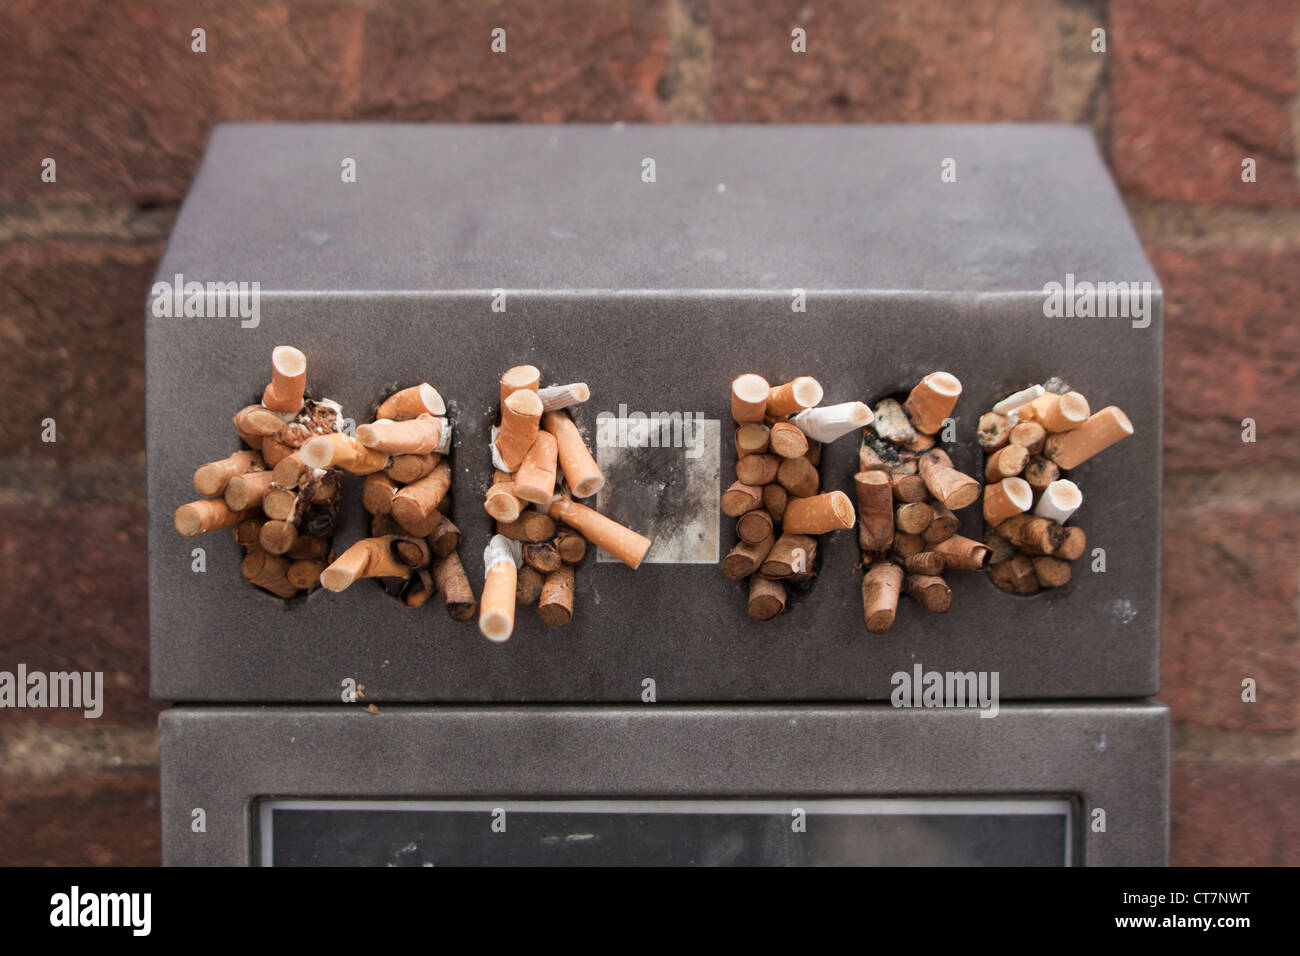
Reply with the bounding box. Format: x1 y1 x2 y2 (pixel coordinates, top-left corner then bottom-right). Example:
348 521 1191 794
159 702 1170 866
147 124 1162 703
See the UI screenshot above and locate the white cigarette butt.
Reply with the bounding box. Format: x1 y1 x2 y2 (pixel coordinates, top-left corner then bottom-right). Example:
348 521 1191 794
1034 479 1083 523
538 383 591 411
992 385 1045 417
790 402 873 443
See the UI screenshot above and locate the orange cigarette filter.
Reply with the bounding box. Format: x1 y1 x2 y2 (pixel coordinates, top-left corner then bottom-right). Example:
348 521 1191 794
1022 391 1090 432
320 536 412 591
356 414 446 455
513 431 559 505
261 346 307 415
193 450 263 497
496 389 543 472
485 470 525 523
1044 406 1133 470
903 371 962 435
548 495 652 569
376 383 445 421
983 476 1033 525
781 491 855 534
542 411 605 498
301 433 388 475
731 374 770 424
479 535 522 642
500 365 541 403
766 376 824 419
232 404 285 437
174 499 257 537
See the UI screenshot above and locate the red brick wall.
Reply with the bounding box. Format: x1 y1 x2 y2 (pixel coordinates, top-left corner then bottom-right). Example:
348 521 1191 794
2 0 1296 866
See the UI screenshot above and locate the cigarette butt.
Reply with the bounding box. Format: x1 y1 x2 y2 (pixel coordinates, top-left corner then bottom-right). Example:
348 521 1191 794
854 471 894 552
485 470 525 523
391 461 452 535
554 528 587 563
904 552 945 575
731 374 771 423
302 509 336 540
523 541 562 574
542 411 605 498
234 518 264 549
768 422 810 459
377 383 445 421
223 470 276 511
782 491 855 534
258 519 299 555
721 480 764 517
892 532 925 557
1033 555 1072 588
427 514 462 557
357 414 447 455
1023 456 1060 493
260 436 294 468
736 508 775 544
872 398 917 447
895 501 934 535
890 474 928 503
174 499 257 537
862 561 904 633
762 483 788 520
516 565 544 605
320 536 412 591
537 382 590 412
496 509 557 543
736 453 781 485
1008 420 1047 455
286 534 329 561
905 573 952 612
996 514 1068 555
400 569 437 608
992 385 1045 417
1034 479 1082 523
539 563 576 626
479 534 522 641
977 412 1011 452
734 423 771 456
989 554 1040 594
495 389 543 472
301 433 388 475
747 576 787 621
363 474 400 515
194 450 264 496
903 371 962 435
500 365 541 403
513 431 559 505
983 476 1033 525
804 439 822 467
548 495 652 569
392 535 432 569
983 530 1016 564
721 534 776 580
918 449 981 510
233 404 286 437
286 558 325 590
931 534 990 571
760 533 816 579
791 402 873 443
1056 525 1087 561
1044 406 1133 470
984 444 1029 482
432 551 478 621
261 346 307 415
775 456 819 498
1024 391 1090 432
901 431 936 454
923 504 960 544
766 377 824 418
387 453 439 484
263 488 299 521
241 550 298 598
271 453 307 488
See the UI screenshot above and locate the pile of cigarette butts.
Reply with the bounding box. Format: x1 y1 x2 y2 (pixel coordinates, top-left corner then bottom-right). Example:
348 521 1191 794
979 381 1133 594
722 374 866 620
173 346 344 598
319 382 479 620
479 365 652 643
858 372 988 633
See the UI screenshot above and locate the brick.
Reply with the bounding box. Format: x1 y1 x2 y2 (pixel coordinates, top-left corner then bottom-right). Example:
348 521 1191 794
1151 245 1300 470
1112 0 1300 205
1162 505 1300 730
710 0 1055 121
1171 763 1300 865
0 503 158 727
0 240 159 461
0 771 159 865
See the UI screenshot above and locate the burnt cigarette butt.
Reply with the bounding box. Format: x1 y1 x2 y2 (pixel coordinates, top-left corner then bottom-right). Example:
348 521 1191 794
194 450 264 496
496 509 557 543
760 533 817 579
400 569 437 609
1033 555 1072 588
260 436 295 468
233 404 286 438
1025 391 1090 432
918 449 981 510
747 576 787 620
854 471 895 552
286 558 325 590
731 374 771 423
320 535 412 591
542 411 605 498
523 541 562 574
989 554 1040 594
736 453 781 485
932 534 990 571
872 398 918 447
1008 420 1047 455
890 474 928 503
923 504 960 544
427 514 462 557
776 456 819 498
984 444 1029 482
904 552 945 575
224 470 276 511
892 532 925 557
377 383 445 421
302 433 388 475
174 499 256 537
516 565 544 605
903 371 962 435
983 476 1033 525
302 509 336 540
393 535 432 569
496 389 543 472
762 483 788 520
271 453 307 488
736 508 775 544
307 471 340 506
1056 525 1087 561
432 551 478 621
387 453 438 484
234 518 265 549
905 573 952 612
791 402 873 443
721 534 776 580
1034 479 1082 523
258 519 299 556
485 470 525 523
863 561 904 633
1023 456 1060 493
997 514 1067 555
537 382 590 412
977 412 1011 452
286 534 329 561
513 431 559 506
357 414 447 455
721 480 764 517
983 529 1016 564
554 528 587 563
895 501 934 535
734 423 771 457
500 365 541 403
261 346 307 415
538 563 576 627
548 495 652 569
766 377 824 418
391 461 452 535
768 422 810 459
782 491 855 534
241 550 298 598
1044 406 1133 470
263 488 300 521
992 384 1045 417
363 474 400 515
479 535 522 641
